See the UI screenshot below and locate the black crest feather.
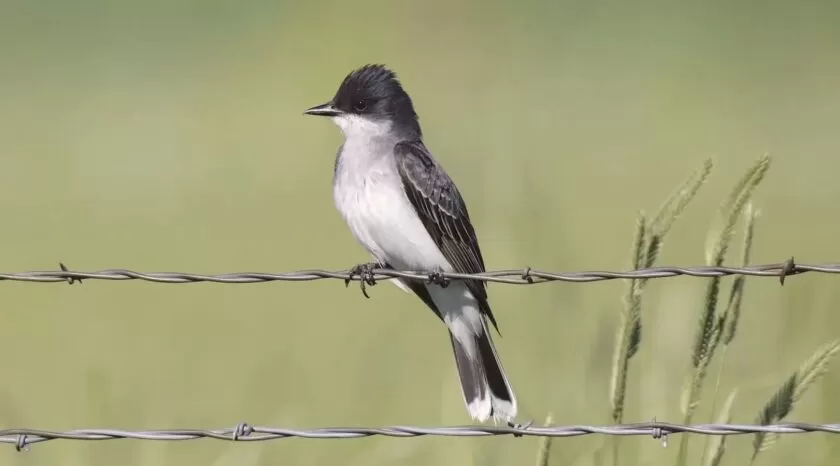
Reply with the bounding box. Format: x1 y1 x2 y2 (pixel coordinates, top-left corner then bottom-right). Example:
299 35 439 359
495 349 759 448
332 64 421 138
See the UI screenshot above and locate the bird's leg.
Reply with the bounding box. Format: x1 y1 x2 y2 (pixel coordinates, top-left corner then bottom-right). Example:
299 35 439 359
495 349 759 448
426 266 450 288
345 262 381 298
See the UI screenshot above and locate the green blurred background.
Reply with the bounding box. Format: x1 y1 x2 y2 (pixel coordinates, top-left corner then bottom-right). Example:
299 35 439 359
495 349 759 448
1 0 839 464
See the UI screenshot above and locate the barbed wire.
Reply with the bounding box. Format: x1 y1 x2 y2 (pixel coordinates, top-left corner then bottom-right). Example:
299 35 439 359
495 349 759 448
2 422 839 451
0 257 826 287
2 259 835 452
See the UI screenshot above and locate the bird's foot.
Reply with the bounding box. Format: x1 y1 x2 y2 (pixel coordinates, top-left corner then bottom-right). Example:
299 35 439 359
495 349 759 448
345 262 380 298
426 267 450 288
507 419 534 438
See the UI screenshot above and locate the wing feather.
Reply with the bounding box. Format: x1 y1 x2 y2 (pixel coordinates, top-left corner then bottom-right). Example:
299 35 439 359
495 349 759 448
394 140 500 332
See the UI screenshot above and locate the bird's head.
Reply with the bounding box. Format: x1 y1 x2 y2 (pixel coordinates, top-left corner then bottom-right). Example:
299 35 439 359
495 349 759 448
304 64 421 139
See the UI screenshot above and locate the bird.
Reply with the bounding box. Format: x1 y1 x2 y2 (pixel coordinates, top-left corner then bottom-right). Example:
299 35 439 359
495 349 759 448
303 64 517 424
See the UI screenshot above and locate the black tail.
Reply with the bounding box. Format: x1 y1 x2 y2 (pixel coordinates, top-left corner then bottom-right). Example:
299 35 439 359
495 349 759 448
449 321 517 422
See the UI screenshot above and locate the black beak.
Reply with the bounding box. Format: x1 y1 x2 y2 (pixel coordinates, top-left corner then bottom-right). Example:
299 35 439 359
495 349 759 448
304 102 342 117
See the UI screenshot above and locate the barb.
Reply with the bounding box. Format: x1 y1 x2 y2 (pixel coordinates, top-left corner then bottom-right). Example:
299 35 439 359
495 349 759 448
0 258 832 285
2 422 839 450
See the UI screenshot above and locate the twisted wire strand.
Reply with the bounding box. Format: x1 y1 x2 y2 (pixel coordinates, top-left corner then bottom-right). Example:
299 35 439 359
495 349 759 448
3 423 840 450
0 258 826 285
1 258 833 452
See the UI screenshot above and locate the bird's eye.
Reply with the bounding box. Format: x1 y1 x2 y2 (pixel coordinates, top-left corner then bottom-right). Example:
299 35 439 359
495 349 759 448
353 100 368 112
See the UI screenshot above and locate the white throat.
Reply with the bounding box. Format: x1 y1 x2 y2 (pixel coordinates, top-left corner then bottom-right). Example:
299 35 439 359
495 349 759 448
331 113 394 141
332 113 397 165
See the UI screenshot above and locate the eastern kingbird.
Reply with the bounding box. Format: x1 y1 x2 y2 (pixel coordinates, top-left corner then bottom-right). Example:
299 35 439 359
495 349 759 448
304 64 517 423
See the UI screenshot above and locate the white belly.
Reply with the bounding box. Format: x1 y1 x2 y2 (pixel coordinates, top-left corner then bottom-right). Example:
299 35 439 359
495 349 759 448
333 158 452 272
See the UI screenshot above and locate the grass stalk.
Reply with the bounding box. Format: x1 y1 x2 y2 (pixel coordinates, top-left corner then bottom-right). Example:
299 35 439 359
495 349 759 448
701 203 758 463
605 158 712 466
609 213 647 466
647 157 714 267
610 213 648 424
677 155 770 466
751 339 840 463
703 389 738 466
535 413 554 466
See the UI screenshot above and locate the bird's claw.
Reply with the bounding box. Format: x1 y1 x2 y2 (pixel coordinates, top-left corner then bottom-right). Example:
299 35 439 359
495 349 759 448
345 262 379 298
508 419 533 438
427 269 450 288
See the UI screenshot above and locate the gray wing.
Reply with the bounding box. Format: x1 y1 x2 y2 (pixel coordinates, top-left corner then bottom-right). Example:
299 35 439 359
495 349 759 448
393 140 500 333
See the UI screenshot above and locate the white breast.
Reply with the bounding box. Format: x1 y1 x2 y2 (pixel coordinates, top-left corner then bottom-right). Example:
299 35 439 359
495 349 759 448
331 118 451 272
329 114 484 340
